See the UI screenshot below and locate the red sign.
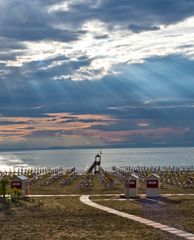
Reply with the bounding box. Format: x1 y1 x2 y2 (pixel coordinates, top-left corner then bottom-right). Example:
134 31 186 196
147 180 158 188
11 181 22 189
128 180 136 188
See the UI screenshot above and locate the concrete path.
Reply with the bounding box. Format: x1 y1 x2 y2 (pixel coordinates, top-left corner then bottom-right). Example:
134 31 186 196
80 195 194 240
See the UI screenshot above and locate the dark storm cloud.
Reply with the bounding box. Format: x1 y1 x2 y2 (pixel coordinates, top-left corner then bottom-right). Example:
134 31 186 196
0 38 26 63
0 38 26 51
99 0 194 25
1 0 193 46
106 102 194 121
128 24 160 33
0 24 83 42
53 0 194 30
0 0 84 42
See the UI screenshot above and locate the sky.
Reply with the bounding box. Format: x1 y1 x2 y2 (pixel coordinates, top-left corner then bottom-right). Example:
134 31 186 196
0 0 194 150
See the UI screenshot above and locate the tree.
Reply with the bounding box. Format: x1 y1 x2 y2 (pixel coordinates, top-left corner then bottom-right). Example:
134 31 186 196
0 177 9 200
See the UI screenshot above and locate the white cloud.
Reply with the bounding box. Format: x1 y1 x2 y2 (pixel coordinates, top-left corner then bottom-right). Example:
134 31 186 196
5 16 194 80
48 2 69 12
47 0 101 13
137 122 149 128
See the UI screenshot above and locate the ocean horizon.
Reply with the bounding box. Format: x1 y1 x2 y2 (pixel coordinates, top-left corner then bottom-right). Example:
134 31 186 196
1 146 194 172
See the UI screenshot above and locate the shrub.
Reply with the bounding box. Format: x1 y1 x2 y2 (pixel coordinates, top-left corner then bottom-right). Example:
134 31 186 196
0 177 9 200
9 188 22 203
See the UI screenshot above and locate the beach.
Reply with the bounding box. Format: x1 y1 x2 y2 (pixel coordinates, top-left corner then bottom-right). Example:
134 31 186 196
1 165 194 240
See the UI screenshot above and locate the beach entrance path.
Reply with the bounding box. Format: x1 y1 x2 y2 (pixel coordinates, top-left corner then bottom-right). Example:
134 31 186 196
80 195 194 240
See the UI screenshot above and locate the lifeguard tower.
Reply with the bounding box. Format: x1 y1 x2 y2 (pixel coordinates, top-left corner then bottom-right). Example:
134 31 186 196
87 153 101 174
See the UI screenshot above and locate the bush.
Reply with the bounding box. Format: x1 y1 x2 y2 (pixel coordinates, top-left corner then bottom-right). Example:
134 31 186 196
9 188 22 203
0 177 9 200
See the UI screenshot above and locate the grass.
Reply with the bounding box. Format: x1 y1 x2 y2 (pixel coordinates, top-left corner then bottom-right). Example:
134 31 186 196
0 197 184 240
1 173 194 239
29 174 124 195
92 195 194 235
29 173 194 195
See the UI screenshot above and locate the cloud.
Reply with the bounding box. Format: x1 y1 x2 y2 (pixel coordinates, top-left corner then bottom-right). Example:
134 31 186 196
50 0 194 27
137 122 149 128
0 0 81 42
1 16 194 81
0 0 194 81
0 113 115 146
128 24 160 33
0 1 194 148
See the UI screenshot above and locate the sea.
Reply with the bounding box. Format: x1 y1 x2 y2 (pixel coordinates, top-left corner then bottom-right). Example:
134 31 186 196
1 147 194 172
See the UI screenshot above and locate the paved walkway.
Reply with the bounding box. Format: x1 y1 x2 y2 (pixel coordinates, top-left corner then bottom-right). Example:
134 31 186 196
80 195 194 240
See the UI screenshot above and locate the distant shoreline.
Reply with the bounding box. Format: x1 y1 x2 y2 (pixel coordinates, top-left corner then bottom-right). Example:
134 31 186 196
0 145 193 152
